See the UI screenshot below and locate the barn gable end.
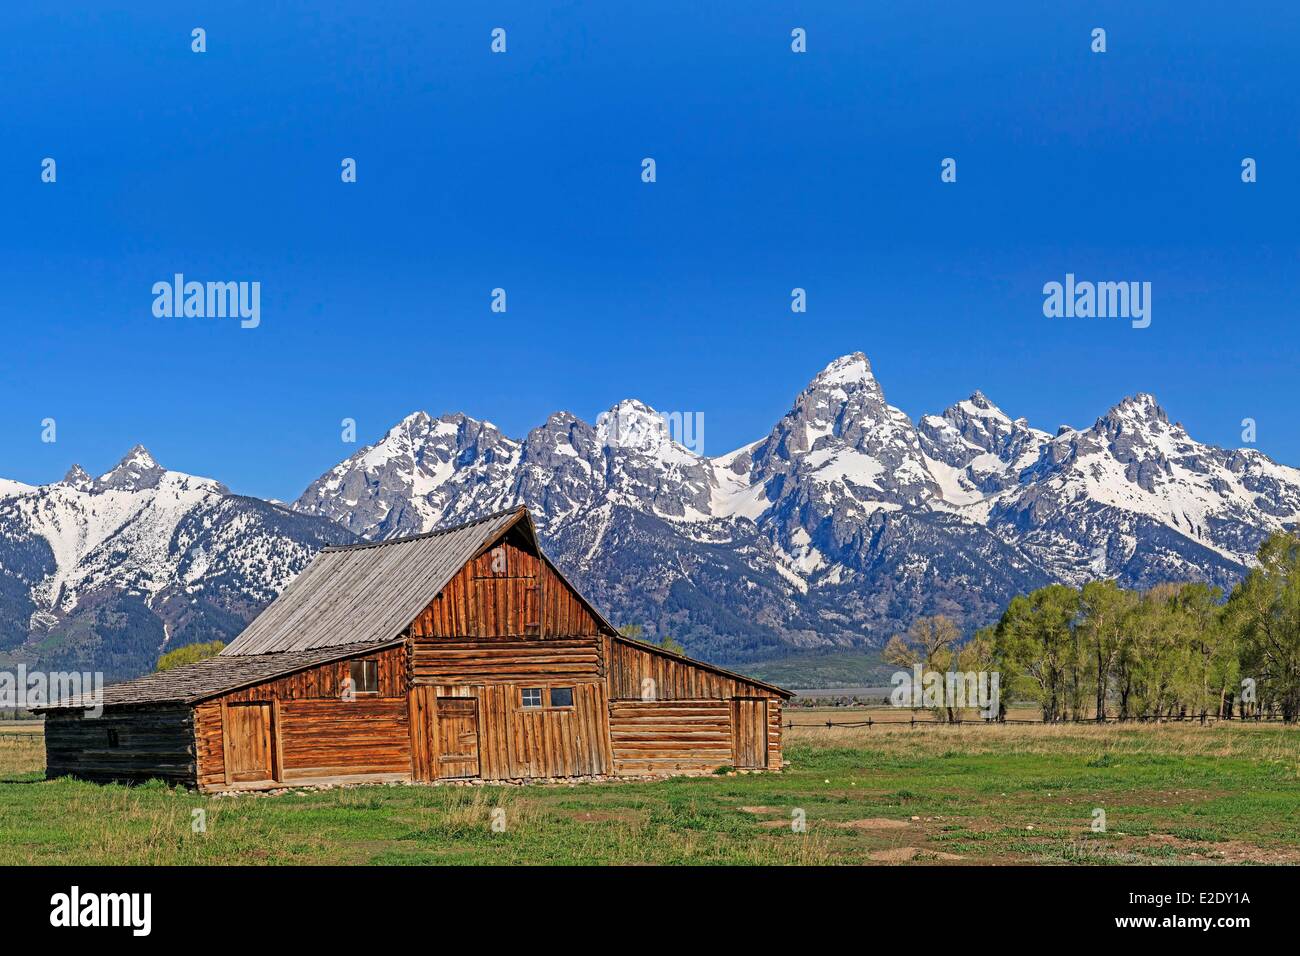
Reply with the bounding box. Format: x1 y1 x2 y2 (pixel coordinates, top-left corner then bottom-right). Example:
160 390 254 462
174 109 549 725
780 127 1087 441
405 520 614 780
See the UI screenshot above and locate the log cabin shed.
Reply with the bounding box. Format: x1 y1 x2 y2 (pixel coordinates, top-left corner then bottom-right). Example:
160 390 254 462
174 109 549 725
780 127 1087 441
39 507 791 791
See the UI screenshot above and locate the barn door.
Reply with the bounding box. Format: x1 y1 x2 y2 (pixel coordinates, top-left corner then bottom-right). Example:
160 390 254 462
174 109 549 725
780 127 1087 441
732 698 768 769
224 702 275 783
408 686 437 782
436 697 481 779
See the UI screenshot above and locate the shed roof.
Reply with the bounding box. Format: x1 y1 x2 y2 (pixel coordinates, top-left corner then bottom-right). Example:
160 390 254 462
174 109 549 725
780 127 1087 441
36 641 401 711
220 507 529 657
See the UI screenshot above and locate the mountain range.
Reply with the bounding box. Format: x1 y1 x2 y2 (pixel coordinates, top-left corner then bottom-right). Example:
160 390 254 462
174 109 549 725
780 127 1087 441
3 353 1297 681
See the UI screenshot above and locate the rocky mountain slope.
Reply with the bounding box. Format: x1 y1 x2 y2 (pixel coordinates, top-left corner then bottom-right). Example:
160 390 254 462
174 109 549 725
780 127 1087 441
0 448 353 680
5 353 1298 680
291 353 1300 664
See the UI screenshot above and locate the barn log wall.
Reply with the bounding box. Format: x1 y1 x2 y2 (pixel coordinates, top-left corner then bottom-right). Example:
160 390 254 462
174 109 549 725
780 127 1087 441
194 702 225 790
276 698 410 780
603 637 787 775
608 699 733 774
194 644 409 791
410 638 602 684
44 706 197 786
608 697 783 774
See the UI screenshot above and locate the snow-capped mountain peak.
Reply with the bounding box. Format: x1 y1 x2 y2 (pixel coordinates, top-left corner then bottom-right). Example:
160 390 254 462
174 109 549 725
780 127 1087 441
295 410 522 539
94 444 167 493
995 388 1300 586
810 351 877 390
61 464 92 491
918 388 1051 504
0 453 352 678
595 399 681 454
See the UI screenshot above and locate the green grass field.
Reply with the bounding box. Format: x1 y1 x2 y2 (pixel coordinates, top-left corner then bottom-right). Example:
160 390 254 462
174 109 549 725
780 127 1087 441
1 717 1297 865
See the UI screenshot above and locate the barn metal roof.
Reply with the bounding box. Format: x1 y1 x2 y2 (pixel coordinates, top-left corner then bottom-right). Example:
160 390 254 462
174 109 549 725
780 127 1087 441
36 641 401 710
220 507 529 656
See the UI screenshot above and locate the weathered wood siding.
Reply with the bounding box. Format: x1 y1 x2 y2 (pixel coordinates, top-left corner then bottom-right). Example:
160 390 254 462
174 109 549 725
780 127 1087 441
195 644 409 791
604 638 786 774
767 698 782 771
605 637 778 701
405 535 613 779
409 535 602 640
411 681 611 780
45 706 197 786
277 698 410 780
215 644 407 702
411 638 603 684
608 699 734 774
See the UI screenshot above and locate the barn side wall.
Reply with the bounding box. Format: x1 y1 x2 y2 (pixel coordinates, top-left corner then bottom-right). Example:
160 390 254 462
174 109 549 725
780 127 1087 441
195 644 410 791
604 637 785 774
608 699 734 774
44 705 197 786
408 640 611 780
766 699 783 771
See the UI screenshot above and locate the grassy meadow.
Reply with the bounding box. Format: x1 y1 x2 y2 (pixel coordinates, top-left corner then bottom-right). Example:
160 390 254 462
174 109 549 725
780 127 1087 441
1 716 1297 865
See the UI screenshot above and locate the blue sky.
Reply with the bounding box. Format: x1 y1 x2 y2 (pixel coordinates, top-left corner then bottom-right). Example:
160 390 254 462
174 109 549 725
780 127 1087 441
2 2 1298 501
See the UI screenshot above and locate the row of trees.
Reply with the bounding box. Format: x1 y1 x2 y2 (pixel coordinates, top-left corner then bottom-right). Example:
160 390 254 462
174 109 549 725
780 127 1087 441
885 533 1300 723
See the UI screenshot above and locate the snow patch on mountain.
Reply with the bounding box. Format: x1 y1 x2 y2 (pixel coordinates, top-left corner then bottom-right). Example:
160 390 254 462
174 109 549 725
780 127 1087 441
7 351 1300 679
0 448 354 680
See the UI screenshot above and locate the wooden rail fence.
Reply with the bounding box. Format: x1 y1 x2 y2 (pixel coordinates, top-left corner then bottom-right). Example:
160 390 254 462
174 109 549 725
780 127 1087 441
787 713 1294 729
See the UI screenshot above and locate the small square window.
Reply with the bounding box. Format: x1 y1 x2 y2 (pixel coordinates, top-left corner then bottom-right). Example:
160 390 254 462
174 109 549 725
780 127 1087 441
521 687 543 708
350 660 378 694
549 687 574 708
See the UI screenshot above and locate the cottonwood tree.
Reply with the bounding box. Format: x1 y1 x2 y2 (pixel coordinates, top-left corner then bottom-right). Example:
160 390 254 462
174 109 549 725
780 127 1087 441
1078 580 1135 720
993 585 1080 721
1227 533 1300 722
156 640 225 672
959 626 1002 719
975 534 1299 724
883 615 960 721
1169 583 1235 720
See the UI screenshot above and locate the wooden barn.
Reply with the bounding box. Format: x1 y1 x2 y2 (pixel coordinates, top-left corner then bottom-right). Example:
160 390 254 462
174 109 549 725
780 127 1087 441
39 507 790 791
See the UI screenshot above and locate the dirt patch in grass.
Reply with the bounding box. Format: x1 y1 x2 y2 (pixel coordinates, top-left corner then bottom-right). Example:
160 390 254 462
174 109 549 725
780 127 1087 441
867 846 965 862
1136 833 1300 865
833 818 912 831
754 816 913 831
